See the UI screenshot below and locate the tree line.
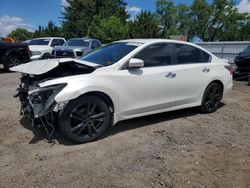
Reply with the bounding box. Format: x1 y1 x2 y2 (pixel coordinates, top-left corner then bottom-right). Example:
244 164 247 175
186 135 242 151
8 0 250 42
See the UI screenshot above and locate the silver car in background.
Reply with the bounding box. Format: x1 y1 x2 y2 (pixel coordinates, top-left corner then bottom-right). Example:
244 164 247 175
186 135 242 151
52 38 101 58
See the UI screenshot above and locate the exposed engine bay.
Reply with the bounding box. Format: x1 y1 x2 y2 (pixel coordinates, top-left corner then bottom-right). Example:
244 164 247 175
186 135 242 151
12 59 98 142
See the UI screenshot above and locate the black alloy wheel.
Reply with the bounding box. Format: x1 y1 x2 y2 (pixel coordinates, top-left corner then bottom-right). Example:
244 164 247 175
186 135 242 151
42 53 51 59
200 82 222 113
59 96 111 143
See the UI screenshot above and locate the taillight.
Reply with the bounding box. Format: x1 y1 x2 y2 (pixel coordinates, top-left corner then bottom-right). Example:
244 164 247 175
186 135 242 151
26 46 32 56
224 65 234 75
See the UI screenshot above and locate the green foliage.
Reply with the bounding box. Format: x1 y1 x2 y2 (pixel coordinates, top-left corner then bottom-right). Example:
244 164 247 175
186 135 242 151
155 0 193 39
33 21 63 38
88 16 129 43
239 20 250 41
175 4 192 36
8 28 33 41
129 11 161 38
190 0 211 41
156 0 177 37
61 0 128 39
191 0 250 41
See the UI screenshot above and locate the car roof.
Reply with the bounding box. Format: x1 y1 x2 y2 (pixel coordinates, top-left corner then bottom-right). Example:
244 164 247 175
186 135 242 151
117 39 215 57
118 38 191 44
32 37 65 40
68 38 96 41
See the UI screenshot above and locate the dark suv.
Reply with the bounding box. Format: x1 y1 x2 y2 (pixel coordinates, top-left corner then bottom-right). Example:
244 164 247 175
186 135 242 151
0 41 30 71
234 45 250 78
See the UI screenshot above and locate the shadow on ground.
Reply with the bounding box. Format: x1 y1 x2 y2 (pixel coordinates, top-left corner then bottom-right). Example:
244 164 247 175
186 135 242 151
0 68 12 74
20 104 225 146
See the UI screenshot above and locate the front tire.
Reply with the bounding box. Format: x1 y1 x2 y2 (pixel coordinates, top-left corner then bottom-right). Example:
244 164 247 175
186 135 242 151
42 53 51 59
59 95 111 144
200 82 223 113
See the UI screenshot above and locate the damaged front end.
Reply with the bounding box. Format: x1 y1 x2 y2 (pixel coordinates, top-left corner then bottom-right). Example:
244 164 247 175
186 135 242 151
11 58 97 142
14 75 67 142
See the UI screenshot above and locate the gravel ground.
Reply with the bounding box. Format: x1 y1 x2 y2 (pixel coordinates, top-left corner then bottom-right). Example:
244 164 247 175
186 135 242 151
0 71 250 188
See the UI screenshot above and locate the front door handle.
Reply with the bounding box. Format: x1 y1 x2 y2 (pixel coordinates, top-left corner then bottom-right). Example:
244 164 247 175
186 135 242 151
202 67 210 73
165 72 176 78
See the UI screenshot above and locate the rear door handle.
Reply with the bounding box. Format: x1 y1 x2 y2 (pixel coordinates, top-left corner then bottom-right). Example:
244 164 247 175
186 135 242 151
165 72 176 78
202 67 210 73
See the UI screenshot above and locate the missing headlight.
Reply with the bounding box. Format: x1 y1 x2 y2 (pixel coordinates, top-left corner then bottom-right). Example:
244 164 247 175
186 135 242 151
29 83 67 118
30 84 66 103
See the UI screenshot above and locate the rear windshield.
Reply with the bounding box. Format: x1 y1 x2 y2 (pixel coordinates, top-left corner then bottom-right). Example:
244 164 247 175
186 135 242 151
29 39 50 45
242 45 250 53
80 42 140 66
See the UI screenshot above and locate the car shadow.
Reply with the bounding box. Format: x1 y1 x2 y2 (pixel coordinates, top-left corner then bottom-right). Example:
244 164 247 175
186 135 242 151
0 68 11 74
20 103 225 146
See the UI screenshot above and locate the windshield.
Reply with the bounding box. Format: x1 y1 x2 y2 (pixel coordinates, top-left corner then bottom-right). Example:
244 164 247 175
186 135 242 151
80 42 141 66
242 45 250 54
64 39 90 47
29 39 50 45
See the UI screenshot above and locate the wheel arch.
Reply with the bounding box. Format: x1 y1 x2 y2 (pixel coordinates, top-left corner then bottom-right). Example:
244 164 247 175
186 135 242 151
7 50 21 58
5 47 21 56
42 53 51 58
79 91 115 113
208 79 224 94
199 79 225 105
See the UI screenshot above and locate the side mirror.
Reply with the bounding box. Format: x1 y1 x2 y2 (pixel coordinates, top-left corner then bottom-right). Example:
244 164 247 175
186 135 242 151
128 58 144 69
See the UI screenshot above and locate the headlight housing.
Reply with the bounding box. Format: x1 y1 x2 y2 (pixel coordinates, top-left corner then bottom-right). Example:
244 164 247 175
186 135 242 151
32 51 42 55
75 49 84 57
29 84 67 104
29 84 67 118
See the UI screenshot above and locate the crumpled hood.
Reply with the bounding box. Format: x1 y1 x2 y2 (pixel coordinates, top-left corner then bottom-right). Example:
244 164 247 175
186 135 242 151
10 58 100 75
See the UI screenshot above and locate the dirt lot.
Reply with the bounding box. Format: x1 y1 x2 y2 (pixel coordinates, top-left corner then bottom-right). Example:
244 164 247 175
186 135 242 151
0 70 250 188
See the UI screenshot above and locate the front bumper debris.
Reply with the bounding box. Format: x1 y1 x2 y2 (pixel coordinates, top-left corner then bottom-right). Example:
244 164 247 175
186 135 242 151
14 75 66 142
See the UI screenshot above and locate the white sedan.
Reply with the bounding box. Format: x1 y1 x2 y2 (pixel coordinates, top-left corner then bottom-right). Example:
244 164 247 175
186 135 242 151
11 39 233 143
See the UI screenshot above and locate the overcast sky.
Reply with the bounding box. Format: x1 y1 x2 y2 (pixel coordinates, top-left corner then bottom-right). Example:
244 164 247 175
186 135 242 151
0 0 249 37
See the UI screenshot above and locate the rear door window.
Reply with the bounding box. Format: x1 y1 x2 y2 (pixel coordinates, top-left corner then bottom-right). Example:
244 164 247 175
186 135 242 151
175 44 211 64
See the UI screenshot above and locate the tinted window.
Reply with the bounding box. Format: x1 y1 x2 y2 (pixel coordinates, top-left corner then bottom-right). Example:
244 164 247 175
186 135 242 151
134 43 172 67
92 40 101 48
57 39 65 46
95 41 101 47
242 45 250 54
91 41 96 49
80 42 140 66
29 39 50 45
175 44 211 64
51 39 59 47
64 39 90 47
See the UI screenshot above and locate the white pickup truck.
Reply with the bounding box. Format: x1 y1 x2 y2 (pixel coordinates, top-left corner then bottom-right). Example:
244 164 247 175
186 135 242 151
29 37 66 60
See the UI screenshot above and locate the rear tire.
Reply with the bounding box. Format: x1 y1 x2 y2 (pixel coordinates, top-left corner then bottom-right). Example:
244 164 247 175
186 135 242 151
4 54 20 71
59 95 111 144
200 82 223 113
